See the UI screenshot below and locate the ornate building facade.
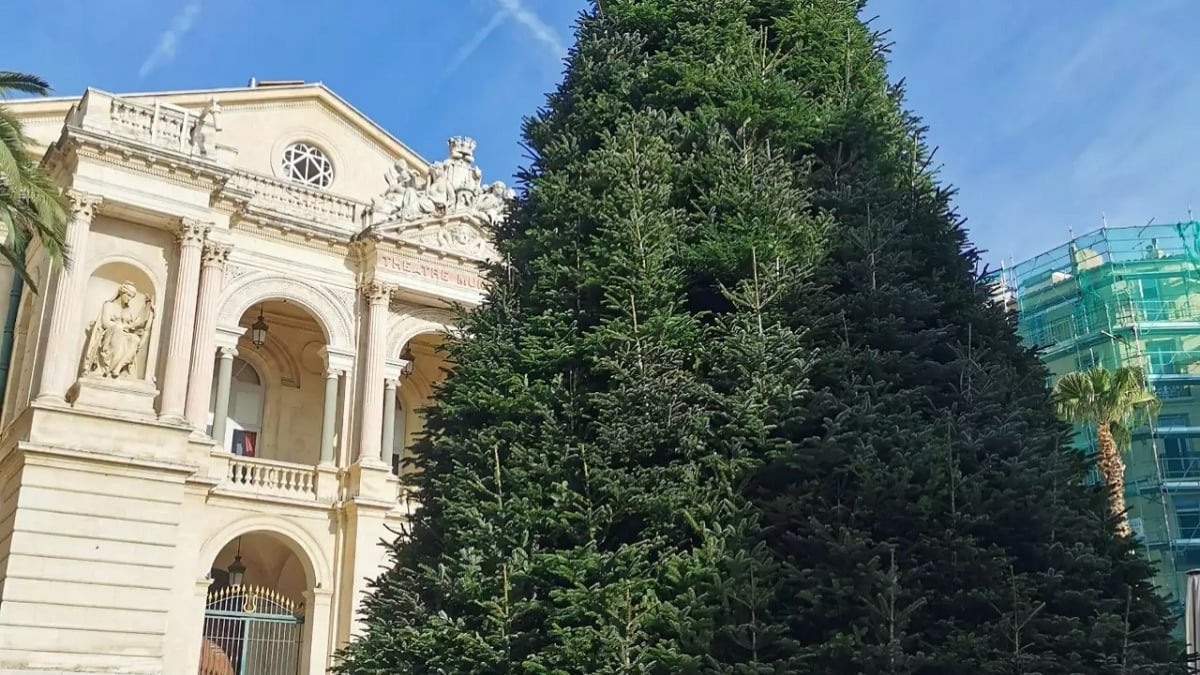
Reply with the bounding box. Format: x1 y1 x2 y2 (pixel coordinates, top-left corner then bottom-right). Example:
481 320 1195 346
0 81 507 674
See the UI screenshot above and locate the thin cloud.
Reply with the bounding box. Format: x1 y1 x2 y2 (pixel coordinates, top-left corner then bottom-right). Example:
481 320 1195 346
492 0 566 57
138 0 203 79
443 11 508 77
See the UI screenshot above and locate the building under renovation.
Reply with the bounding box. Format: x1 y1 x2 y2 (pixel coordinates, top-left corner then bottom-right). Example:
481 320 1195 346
993 222 1200 616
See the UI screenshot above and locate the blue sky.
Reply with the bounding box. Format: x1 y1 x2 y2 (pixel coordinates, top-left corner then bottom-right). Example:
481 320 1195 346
4 0 1196 265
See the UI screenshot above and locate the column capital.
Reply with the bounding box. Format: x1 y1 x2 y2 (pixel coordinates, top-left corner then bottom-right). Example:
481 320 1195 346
215 324 247 351
175 218 210 247
383 358 411 383
65 189 103 221
218 345 238 359
320 345 355 373
201 241 232 268
383 377 399 390
325 368 346 380
358 280 395 304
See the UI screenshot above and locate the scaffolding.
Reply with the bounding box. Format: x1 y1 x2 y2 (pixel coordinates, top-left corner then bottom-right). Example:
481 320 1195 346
992 221 1200 617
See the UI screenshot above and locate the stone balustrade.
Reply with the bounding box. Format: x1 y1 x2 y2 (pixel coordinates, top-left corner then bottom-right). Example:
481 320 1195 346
226 455 320 501
229 170 365 227
66 88 234 163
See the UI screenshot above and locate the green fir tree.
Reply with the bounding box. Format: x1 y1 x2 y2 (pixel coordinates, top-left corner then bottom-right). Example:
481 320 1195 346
737 0 1186 672
338 0 1186 673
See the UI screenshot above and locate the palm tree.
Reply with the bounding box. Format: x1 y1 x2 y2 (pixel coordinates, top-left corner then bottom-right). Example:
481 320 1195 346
1053 365 1161 537
0 70 69 291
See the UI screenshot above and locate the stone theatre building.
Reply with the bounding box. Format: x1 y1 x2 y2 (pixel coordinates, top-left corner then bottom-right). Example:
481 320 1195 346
0 80 509 674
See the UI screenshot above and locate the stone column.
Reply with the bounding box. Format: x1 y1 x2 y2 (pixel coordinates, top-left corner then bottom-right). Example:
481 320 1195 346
211 346 236 448
35 190 102 403
184 242 231 429
357 281 392 463
380 377 398 469
158 219 209 421
320 368 341 465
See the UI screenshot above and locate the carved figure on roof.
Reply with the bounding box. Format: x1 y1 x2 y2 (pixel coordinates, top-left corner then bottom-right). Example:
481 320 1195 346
372 162 437 224
473 181 515 226
365 136 514 235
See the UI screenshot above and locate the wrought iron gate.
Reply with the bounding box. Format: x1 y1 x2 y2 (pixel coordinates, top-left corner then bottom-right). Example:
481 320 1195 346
200 585 304 675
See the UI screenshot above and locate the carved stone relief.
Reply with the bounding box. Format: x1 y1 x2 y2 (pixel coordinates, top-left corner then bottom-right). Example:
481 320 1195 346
363 137 514 260
80 281 156 379
223 262 252 286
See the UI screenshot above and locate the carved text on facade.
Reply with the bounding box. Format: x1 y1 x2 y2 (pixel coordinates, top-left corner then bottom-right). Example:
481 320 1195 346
376 251 485 291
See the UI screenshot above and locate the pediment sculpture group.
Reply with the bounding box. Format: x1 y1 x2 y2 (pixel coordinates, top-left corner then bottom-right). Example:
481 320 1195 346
369 136 515 229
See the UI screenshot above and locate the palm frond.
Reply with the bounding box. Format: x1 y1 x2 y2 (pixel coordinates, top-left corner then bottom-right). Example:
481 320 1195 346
0 240 38 292
0 71 66 289
1052 365 1160 453
0 108 31 189
0 71 51 98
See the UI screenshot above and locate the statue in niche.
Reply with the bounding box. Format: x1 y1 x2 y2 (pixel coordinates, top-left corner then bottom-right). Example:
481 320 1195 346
81 281 155 379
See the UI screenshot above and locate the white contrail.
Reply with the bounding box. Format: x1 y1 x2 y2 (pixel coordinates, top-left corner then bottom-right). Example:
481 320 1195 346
443 11 509 77
492 0 566 57
139 0 203 79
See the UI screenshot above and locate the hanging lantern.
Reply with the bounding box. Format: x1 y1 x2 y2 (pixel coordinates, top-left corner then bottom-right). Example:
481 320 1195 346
227 538 246 586
251 306 269 348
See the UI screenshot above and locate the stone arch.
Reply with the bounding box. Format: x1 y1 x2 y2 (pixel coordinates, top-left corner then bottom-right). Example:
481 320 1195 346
218 273 354 352
388 307 455 358
199 514 332 591
86 254 165 301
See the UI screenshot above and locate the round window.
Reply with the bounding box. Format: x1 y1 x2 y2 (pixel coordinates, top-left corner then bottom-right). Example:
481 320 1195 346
280 142 334 188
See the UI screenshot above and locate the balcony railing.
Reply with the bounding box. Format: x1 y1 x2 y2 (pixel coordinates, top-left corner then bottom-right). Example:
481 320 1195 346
226 455 319 501
227 171 365 227
65 88 234 163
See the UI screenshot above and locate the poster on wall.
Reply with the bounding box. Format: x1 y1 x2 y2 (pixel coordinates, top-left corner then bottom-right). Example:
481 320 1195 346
232 430 257 457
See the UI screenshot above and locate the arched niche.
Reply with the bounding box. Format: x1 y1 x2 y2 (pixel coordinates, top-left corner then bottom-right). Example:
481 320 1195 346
80 259 162 381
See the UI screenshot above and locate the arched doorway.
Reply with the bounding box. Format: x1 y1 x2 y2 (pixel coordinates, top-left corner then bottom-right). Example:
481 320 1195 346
391 331 446 475
200 531 311 675
209 299 332 465
208 357 265 456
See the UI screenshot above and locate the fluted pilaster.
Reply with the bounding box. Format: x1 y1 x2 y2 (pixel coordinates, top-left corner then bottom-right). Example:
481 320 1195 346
159 219 209 420
357 281 393 463
36 190 102 402
184 241 231 430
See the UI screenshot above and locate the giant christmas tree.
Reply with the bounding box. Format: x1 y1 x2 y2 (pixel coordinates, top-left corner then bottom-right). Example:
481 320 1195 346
337 1 1185 673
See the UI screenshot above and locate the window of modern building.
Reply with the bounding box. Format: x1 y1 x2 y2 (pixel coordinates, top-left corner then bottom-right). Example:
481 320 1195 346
1075 350 1100 371
1159 414 1197 479
1174 496 1200 538
280 142 334 188
1147 339 1180 375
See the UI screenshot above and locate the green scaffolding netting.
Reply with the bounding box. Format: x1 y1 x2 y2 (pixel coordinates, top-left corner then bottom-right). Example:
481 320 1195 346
990 222 1200 619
